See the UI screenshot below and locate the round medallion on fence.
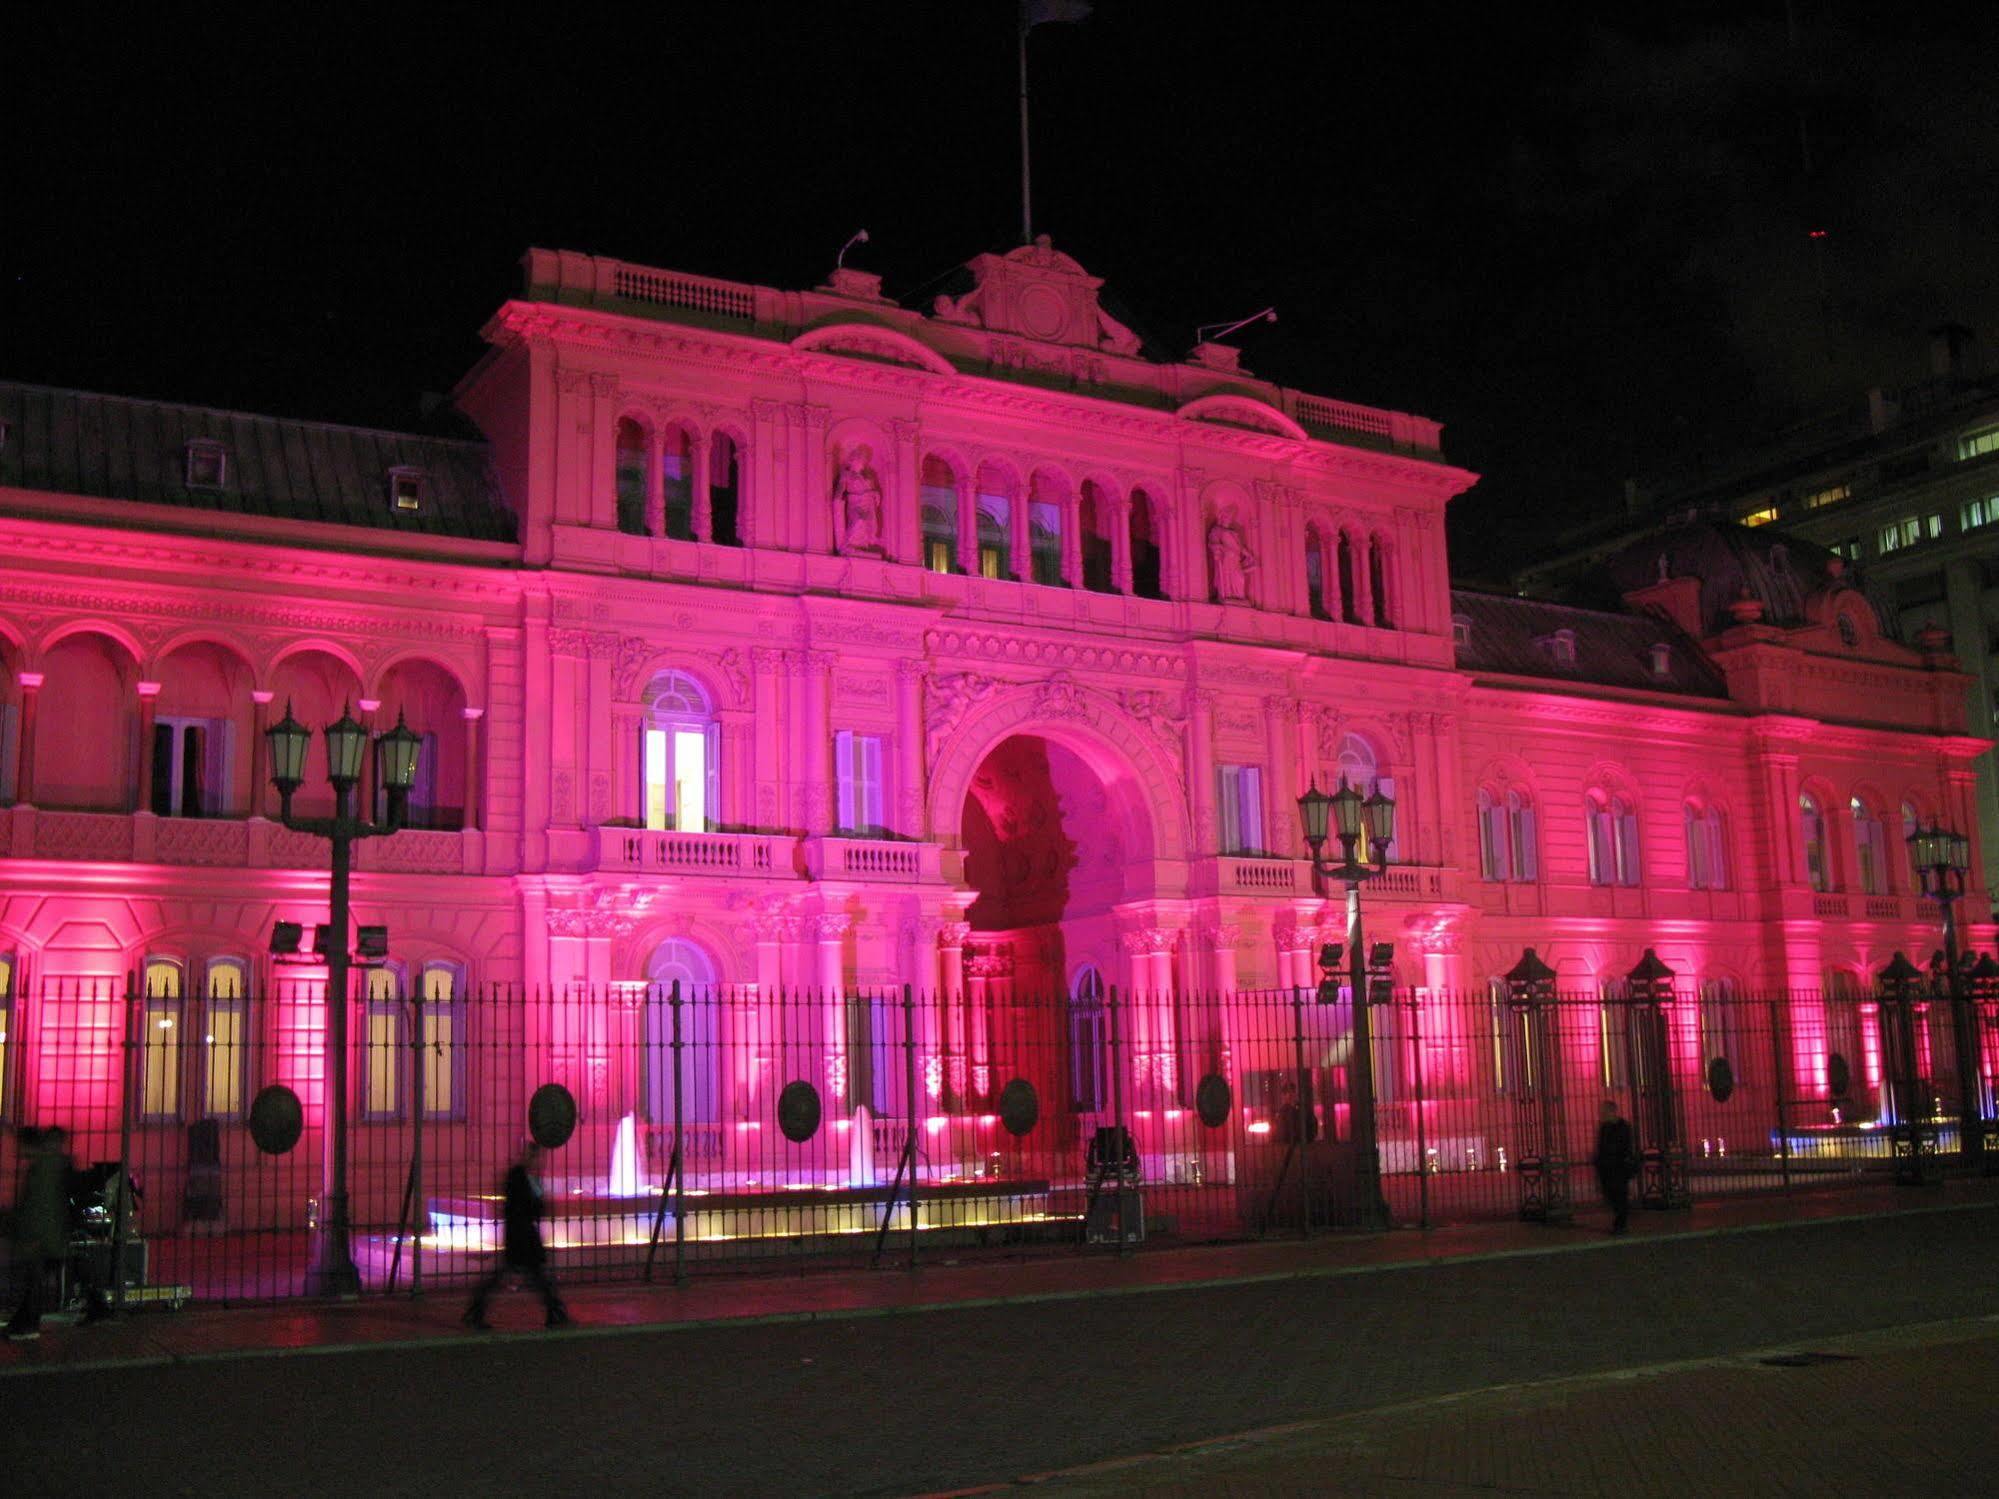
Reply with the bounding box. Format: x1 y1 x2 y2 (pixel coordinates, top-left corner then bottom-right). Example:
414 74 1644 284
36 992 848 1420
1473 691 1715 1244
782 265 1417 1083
1195 1073 1233 1129
528 1083 579 1150
248 1084 304 1156
778 1080 822 1143
1706 1056 1735 1103
1826 1052 1852 1100
998 1078 1039 1137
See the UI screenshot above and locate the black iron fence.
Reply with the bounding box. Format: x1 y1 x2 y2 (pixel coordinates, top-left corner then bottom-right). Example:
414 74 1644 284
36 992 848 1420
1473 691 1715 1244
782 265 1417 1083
3 968 1994 1304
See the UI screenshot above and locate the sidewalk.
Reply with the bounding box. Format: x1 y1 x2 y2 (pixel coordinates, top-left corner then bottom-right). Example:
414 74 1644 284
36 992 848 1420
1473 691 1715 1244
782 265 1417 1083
6 1177 1996 1378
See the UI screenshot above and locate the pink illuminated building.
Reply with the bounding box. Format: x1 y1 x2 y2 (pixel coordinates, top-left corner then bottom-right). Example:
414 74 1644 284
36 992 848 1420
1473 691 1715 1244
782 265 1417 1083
0 240 1990 1230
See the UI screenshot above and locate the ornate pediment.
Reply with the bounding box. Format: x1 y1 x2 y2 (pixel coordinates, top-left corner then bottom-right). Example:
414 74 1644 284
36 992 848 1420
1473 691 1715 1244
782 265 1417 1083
1175 393 1308 441
931 236 1141 356
791 321 957 376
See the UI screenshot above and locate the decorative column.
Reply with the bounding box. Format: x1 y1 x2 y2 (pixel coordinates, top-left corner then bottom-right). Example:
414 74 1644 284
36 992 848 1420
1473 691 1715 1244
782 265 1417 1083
249 690 273 817
689 429 712 542
134 680 161 813
1011 479 1032 582
1120 928 1178 1103
582 633 618 829
895 658 927 840
1176 471 1205 604
817 913 852 1106
751 648 785 830
1351 529 1375 626
1112 493 1134 595
964 943 1008 1100
1188 689 1217 854
939 919 971 1105
462 706 485 831
1264 696 1298 857
794 651 834 835
888 418 921 566
645 429 666 538
955 470 978 576
1060 485 1083 587
14 671 41 806
796 405 831 554
1204 923 1242 994
749 398 787 550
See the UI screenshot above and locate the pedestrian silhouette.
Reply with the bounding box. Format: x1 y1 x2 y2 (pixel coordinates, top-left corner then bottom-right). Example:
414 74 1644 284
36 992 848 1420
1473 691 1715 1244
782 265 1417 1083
1593 1098 1639 1235
6 1126 108 1340
463 1140 568 1330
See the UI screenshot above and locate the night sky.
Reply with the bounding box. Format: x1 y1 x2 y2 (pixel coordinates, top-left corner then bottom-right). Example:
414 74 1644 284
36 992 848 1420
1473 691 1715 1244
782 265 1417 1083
8 2 1997 579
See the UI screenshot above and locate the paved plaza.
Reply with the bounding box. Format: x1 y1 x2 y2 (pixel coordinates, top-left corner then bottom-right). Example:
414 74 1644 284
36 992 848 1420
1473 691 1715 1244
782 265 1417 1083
3 1192 1997 1495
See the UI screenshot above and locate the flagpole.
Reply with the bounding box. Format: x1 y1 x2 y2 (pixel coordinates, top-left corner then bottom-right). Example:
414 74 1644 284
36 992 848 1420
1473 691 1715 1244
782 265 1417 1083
1018 14 1033 245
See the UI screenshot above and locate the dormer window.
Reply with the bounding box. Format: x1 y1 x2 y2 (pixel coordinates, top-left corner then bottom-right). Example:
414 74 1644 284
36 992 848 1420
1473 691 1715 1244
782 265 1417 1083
184 440 228 491
1539 628 1578 667
1648 642 1672 678
0 419 10 453
388 467 426 512
1451 614 1472 649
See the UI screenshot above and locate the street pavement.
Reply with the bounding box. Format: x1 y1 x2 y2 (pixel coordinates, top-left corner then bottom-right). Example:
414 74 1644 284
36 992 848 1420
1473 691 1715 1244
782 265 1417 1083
3 1197 1997 1495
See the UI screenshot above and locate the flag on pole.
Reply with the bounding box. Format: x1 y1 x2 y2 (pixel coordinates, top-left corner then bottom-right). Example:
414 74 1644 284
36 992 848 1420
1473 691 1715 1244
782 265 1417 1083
1023 0 1092 29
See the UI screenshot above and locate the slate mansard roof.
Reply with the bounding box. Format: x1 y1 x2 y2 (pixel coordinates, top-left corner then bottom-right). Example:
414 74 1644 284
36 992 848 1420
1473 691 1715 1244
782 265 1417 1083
0 381 515 543
1451 590 1728 699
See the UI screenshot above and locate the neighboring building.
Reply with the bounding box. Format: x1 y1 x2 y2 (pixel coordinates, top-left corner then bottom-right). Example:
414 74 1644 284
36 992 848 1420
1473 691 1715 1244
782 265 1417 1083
0 243 1987 1253
1519 328 1999 883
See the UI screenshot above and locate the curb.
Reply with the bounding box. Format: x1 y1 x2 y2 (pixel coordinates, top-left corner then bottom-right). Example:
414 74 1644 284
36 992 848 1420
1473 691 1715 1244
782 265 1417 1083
4 1196 1993 1380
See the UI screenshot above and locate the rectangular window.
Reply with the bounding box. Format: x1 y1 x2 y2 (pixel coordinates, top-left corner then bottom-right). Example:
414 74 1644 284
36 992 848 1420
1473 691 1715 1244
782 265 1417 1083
1741 505 1779 527
1962 496 1999 532
203 960 249 1119
151 715 231 818
834 730 887 836
419 964 465 1121
1029 500 1063 586
363 968 403 1121
920 487 958 575
141 960 184 1121
1216 764 1265 855
642 725 712 832
1801 482 1851 510
1831 537 1863 562
1477 799 1506 882
1958 426 1999 462
1878 516 1922 553
1070 1006 1106 1112
1598 987 1630 1091
976 494 1012 579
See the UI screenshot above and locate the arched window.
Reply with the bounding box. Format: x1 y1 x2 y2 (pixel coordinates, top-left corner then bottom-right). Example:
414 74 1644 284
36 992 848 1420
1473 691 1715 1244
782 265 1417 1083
709 431 743 546
1128 487 1164 599
640 672 718 832
1851 795 1888 895
1699 978 1742 1078
1800 792 1830 892
1685 800 1728 890
1068 965 1107 1112
660 426 695 541
919 457 959 575
1304 524 1334 621
363 964 405 1121
614 418 649 536
419 961 466 1121
1028 472 1065 586
1337 735 1396 862
1079 481 1115 592
202 957 250 1120
644 939 720 1126
1587 792 1640 887
975 463 1014 580
141 957 185 1121
1476 787 1506 881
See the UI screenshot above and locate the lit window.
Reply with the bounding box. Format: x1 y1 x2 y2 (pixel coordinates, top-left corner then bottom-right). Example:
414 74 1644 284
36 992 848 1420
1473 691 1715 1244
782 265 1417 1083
1961 496 1999 532
1801 482 1851 511
1598 982 1630 1090
1216 764 1266 855
364 965 403 1121
976 493 1012 579
1800 793 1830 892
388 467 426 513
1957 426 1999 462
1029 499 1064 586
639 672 717 832
1851 796 1888 895
834 730 887 836
419 963 465 1121
920 457 959 575
1741 505 1780 527
202 959 249 1119
1831 537 1863 561
1877 515 1935 553
184 440 228 491
142 958 185 1121
1927 512 1944 539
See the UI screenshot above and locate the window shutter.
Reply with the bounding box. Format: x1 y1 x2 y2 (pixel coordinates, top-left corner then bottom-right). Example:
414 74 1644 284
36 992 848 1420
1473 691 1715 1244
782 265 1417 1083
1707 809 1726 889
1476 795 1498 880
864 735 884 831
1587 805 1605 885
1514 802 1538 881
1619 808 1640 885
1241 766 1264 853
835 730 856 832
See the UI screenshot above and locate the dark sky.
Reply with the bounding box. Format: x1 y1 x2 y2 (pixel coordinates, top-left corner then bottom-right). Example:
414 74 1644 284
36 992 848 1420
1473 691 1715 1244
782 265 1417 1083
8 2 1997 578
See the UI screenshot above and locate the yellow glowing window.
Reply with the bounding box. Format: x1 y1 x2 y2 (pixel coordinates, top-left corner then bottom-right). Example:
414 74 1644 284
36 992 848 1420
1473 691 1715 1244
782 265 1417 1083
1957 426 1999 462
1741 506 1779 528
643 727 710 831
420 964 460 1119
203 959 248 1119
142 959 183 1120
1801 483 1851 510
366 1008 399 1117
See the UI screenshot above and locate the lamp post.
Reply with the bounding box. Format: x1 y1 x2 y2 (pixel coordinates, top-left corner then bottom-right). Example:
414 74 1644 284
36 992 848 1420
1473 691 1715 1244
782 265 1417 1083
1296 777 1394 1230
1909 818 1986 1168
268 702 423 1295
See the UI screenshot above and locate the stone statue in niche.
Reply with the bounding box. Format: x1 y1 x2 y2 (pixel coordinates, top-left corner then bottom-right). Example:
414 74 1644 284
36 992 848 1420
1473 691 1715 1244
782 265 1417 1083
831 444 885 556
1207 507 1258 603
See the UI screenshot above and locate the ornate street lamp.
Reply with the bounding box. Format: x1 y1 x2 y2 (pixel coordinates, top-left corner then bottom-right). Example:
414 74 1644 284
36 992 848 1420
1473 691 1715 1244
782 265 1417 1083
1908 818 1989 1169
1296 776 1395 1230
268 703 423 1295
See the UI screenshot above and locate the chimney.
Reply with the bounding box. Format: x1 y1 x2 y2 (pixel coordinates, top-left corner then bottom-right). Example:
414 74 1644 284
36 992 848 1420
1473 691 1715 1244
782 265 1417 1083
1929 322 1976 380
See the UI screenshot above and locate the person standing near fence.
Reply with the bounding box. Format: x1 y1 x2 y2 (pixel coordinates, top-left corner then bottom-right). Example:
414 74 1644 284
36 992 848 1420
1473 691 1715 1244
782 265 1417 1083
463 1140 569 1330
6 1126 108 1339
1593 1099 1638 1235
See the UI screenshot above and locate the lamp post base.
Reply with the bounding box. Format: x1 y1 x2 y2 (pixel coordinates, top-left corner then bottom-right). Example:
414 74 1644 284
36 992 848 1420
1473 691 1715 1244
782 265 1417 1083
307 1210 363 1298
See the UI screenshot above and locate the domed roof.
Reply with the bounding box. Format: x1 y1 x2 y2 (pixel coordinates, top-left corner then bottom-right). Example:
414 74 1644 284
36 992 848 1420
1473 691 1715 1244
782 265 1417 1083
1602 518 1877 637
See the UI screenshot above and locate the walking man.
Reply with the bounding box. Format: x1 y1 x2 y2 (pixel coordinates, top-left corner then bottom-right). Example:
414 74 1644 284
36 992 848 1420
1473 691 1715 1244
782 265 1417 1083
1593 1098 1638 1235
463 1140 568 1330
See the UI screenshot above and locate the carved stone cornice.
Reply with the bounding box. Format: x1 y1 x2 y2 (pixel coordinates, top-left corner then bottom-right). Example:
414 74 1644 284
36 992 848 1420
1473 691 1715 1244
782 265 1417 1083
1120 927 1179 956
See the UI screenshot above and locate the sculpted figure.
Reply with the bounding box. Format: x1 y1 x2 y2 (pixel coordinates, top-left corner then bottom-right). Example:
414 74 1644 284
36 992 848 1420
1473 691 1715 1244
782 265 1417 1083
1207 507 1258 603
832 444 884 555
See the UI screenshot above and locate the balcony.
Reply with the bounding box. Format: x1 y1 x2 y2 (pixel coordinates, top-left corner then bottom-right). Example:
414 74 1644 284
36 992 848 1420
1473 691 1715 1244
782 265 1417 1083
8 809 478 875
802 836 956 886
592 826 788 878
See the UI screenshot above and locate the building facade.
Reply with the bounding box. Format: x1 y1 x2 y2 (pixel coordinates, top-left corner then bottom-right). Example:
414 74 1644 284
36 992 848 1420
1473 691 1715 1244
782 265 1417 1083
0 243 1989 1215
